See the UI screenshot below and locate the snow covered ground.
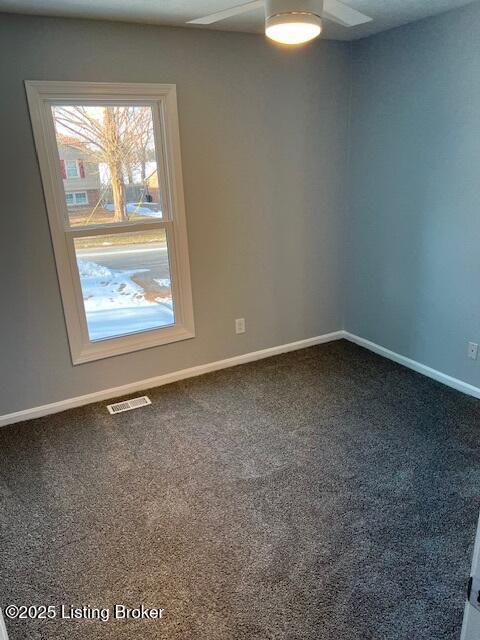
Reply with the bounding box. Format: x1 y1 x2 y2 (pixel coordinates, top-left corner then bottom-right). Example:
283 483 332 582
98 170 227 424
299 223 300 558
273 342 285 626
77 259 173 341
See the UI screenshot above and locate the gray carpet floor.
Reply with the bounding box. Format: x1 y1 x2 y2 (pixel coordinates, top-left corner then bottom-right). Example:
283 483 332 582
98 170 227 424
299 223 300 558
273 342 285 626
1 339 479 640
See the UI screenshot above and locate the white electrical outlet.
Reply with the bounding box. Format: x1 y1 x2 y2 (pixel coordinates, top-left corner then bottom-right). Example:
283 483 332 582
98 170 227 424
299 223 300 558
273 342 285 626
235 318 246 334
468 342 478 360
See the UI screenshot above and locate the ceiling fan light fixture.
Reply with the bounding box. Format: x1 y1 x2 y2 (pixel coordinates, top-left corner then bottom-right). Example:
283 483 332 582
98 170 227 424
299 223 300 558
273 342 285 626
265 12 322 44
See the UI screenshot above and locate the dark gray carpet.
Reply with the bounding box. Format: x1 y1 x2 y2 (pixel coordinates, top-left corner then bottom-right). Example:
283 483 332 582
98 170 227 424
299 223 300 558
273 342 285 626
1 340 479 640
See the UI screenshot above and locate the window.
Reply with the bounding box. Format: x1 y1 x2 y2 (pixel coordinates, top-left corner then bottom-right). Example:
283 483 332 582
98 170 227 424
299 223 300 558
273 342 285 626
26 81 194 364
66 191 88 207
65 160 79 178
73 191 88 205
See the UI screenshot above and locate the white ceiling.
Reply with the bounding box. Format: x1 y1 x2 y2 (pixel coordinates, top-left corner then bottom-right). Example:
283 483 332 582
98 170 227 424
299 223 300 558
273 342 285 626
0 0 477 40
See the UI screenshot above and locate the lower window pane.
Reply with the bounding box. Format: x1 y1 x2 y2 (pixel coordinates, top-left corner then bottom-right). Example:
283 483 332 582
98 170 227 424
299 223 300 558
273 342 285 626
74 229 174 341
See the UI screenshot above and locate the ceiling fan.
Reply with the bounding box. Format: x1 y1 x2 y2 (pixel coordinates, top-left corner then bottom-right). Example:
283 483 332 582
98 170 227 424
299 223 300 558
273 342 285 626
187 0 372 45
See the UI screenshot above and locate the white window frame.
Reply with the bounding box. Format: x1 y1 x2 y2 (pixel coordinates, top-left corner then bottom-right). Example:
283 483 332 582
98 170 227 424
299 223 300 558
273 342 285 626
73 191 87 205
66 191 88 206
26 81 195 364
65 159 80 179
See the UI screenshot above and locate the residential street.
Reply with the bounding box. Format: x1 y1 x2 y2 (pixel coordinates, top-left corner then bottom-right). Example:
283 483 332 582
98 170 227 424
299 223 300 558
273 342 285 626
76 241 174 341
76 242 171 280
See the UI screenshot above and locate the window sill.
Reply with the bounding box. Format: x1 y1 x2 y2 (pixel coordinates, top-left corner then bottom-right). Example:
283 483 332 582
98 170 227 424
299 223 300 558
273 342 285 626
72 324 195 364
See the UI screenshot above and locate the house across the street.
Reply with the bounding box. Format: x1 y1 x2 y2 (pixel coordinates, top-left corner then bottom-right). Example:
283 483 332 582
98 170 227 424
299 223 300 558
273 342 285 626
57 135 101 207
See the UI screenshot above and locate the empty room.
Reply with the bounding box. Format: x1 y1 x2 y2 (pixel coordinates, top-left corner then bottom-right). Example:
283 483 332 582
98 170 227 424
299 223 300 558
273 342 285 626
1 1 480 638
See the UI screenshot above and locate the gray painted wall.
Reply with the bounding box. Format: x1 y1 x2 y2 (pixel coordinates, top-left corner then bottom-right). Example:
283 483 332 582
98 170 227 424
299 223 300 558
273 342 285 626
0 14 350 414
346 2 480 388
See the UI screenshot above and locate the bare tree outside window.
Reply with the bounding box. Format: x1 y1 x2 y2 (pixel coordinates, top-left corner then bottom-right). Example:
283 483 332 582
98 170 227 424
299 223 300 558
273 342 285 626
52 105 161 225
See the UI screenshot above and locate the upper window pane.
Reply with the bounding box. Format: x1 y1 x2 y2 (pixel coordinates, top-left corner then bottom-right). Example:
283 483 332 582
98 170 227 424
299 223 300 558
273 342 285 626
52 105 164 227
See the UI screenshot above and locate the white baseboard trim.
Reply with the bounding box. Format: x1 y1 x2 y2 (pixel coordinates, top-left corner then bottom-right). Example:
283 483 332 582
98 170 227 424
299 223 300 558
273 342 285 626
0 331 344 428
4 330 478 428
344 331 480 400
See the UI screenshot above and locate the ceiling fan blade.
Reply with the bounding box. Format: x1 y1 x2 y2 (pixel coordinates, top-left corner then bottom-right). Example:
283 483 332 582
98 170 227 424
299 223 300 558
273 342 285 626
322 0 371 27
187 0 264 24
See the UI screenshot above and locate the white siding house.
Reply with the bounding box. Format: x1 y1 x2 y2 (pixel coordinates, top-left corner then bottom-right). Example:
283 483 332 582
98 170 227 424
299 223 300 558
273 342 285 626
58 139 101 207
